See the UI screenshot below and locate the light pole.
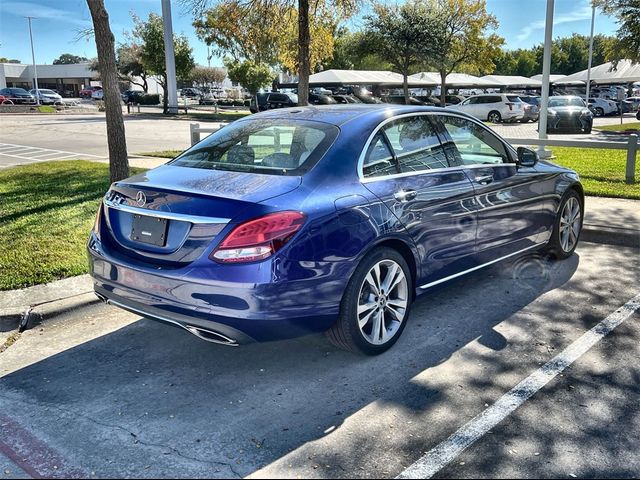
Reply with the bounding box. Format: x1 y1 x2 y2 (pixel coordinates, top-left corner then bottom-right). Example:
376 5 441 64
585 5 596 102
26 16 40 106
537 0 555 158
161 0 178 114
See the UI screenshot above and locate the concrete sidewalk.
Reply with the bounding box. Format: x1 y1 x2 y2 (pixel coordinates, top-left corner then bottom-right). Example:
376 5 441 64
1 195 638 333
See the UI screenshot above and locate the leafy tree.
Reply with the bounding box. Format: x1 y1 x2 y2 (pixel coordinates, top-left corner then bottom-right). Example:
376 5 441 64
189 66 227 87
595 0 639 63
53 53 89 65
276 6 337 74
86 0 129 183
132 13 195 113
116 44 149 92
193 1 279 65
224 58 274 97
364 1 440 104
0 58 21 63
189 0 359 106
424 0 504 106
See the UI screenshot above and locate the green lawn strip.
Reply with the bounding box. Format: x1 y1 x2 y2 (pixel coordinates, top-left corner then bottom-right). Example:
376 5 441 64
595 122 640 133
550 146 640 199
137 150 182 159
135 110 249 123
0 160 144 291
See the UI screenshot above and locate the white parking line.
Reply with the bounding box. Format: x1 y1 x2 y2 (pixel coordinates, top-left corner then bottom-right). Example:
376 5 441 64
397 293 640 479
0 143 104 160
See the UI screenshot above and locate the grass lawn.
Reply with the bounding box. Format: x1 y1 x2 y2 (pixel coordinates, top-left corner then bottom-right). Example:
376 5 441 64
550 147 640 199
0 161 144 291
138 150 182 159
136 110 249 123
596 122 640 133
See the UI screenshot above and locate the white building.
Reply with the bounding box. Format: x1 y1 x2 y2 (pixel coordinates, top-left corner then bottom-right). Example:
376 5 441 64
0 62 99 96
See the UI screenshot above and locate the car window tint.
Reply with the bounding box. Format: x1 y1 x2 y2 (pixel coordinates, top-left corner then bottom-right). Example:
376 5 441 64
362 132 397 178
437 115 509 166
383 117 449 172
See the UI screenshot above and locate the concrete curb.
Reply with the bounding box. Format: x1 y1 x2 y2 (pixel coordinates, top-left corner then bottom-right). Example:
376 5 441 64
581 224 639 248
0 275 96 332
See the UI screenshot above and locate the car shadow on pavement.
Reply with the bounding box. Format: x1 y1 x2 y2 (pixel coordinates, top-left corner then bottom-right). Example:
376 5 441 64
0 252 583 478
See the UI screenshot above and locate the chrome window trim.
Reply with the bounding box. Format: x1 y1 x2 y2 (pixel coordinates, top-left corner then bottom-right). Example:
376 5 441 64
103 198 230 225
357 111 518 183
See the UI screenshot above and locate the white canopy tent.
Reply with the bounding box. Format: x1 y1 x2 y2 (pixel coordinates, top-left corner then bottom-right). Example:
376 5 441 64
408 72 496 88
307 69 406 86
530 74 567 83
554 60 640 84
481 75 542 88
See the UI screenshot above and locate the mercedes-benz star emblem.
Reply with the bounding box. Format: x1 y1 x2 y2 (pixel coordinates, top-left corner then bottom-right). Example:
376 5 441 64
136 191 147 207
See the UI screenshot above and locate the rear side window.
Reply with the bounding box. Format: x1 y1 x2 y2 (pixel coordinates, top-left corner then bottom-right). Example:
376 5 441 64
383 117 449 172
507 95 523 102
362 133 397 178
170 119 338 176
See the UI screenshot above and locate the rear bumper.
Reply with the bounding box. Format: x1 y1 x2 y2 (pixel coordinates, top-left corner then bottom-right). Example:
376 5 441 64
87 232 343 342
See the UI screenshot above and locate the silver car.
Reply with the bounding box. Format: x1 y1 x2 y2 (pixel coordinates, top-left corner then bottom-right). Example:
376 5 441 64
29 88 63 105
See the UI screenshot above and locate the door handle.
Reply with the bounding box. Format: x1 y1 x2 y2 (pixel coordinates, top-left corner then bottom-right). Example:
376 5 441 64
394 189 418 202
475 174 494 185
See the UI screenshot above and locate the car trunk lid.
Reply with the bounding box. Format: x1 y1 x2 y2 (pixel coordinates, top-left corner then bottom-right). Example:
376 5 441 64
101 165 301 266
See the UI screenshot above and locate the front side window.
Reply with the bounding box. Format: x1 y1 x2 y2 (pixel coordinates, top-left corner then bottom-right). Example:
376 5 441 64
383 117 449 172
170 119 338 175
436 115 510 166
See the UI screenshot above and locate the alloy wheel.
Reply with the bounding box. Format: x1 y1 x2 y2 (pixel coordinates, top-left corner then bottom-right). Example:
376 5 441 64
488 112 501 123
560 197 581 253
357 260 408 345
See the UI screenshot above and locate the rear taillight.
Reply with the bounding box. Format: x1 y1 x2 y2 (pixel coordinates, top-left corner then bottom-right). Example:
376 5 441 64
211 211 306 263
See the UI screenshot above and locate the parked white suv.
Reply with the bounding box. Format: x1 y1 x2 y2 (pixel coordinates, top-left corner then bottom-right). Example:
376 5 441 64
449 94 525 123
586 97 618 117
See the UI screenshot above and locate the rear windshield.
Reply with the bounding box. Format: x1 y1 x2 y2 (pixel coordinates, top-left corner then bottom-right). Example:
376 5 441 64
170 119 339 176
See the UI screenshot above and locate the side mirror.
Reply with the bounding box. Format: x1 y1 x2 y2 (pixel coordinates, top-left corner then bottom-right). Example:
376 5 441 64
517 147 538 167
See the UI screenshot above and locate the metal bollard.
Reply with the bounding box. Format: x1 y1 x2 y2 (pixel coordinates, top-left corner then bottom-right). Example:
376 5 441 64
626 134 638 184
190 123 200 146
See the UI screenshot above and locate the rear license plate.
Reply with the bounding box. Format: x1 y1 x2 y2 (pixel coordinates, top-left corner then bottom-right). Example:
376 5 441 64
131 214 168 247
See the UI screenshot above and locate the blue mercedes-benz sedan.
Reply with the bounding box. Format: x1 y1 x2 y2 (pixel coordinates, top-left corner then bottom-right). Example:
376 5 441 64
88 105 583 354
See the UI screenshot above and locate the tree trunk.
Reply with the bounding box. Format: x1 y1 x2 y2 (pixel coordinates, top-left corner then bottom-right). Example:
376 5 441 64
87 0 129 183
403 72 410 105
162 77 169 114
440 70 447 107
297 0 310 106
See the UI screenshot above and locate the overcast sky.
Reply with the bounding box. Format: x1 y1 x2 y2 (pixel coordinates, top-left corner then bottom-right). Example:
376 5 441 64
0 0 620 68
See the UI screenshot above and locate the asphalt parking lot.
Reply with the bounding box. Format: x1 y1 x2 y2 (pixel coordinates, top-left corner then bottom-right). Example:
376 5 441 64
0 112 637 169
1 241 638 479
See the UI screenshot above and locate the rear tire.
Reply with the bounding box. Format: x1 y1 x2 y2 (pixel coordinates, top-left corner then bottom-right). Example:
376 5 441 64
487 111 502 123
326 247 413 355
543 189 583 260
594 107 604 117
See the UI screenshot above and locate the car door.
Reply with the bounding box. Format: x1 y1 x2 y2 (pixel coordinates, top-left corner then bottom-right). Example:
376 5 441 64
455 96 479 117
433 113 546 263
361 114 479 287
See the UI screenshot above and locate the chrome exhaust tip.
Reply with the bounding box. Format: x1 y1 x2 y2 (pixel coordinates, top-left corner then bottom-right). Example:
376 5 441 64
184 325 239 347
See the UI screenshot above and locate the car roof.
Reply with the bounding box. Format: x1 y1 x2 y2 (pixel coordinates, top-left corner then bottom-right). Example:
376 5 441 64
242 104 475 127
